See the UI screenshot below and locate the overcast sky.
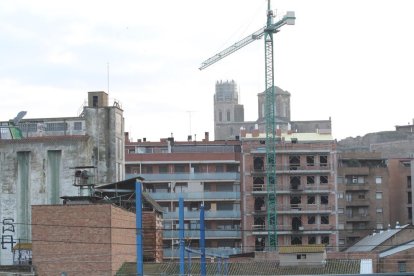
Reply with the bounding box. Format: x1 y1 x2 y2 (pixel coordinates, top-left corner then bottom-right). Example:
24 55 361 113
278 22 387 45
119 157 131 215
1 0 413 142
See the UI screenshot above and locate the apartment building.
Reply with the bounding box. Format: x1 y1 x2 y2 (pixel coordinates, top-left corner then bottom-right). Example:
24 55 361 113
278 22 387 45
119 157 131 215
125 133 242 258
337 152 390 249
240 130 338 252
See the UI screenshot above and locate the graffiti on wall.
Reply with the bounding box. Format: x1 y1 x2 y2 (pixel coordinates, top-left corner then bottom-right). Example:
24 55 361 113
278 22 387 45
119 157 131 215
1 218 16 251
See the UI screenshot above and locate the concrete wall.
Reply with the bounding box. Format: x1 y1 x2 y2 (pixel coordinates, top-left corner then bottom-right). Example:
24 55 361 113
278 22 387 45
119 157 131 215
0 137 92 265
84 105 125 183
32 204 136 276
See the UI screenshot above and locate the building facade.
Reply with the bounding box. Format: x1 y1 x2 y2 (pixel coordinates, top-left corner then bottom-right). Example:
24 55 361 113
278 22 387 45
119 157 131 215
337 152 391 249
240 130 338 252
125 132 242 258
0 91 125 265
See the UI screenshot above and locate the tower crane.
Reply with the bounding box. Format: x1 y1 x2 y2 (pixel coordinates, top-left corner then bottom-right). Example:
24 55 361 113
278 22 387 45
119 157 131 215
199 1 295 250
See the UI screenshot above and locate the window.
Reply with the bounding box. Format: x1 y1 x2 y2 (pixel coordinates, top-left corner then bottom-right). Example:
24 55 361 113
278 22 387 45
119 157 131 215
46 122 67 131
337 192 344 199
143 165 153 174
398 261 407 273
408 176 412 189
320 195 329 205
376 192 383 200
320 175 328 184
290 176 301 190
306 156 314 166
376 208 383 213
321 215 329 224
219 111 222 122
308 216 315 224
159 165 168 173
408 192 412 204
321 236 329 245
358 193 366 200
226 164 238 172
215 164 224 172
307 176 315 185
320 155 328 167
174 164 185 173
74 122 82 130
308 236 316 244
289 156 300 170
307 195 315 204
346 193 352 202
291 236 302 245
253 157 264 171
226 110 231 121
376 223 383 230
375 177 382 184
297 254 306 260
338 208 344 214
338 223 344 230
408 207 412 220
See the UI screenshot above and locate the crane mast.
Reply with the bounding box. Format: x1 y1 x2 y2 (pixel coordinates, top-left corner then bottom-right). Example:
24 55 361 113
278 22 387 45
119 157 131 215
199 1 295 251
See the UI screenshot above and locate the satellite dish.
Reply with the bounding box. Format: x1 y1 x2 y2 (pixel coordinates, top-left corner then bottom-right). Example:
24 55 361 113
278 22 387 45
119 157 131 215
12 111 27 125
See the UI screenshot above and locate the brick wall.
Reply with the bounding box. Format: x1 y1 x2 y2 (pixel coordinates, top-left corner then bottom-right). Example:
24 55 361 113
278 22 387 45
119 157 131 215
32 204 135 276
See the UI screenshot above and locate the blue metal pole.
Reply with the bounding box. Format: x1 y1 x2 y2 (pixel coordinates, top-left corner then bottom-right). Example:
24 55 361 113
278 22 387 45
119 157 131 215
179 196 185 276
136 180 143 275
200 205 206 276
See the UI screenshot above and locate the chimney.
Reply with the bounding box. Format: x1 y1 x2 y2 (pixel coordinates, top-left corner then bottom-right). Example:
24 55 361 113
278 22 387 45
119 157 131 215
204 132 209 142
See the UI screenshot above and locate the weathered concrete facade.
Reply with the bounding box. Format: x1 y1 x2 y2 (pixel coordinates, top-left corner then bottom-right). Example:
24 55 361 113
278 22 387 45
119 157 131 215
0 91 124 265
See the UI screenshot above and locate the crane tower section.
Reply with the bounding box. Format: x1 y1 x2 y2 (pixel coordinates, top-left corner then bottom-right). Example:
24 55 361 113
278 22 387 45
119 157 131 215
199 1 295 251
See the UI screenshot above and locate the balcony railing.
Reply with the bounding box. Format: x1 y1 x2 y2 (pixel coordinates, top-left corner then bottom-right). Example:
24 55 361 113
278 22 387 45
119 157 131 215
126 172 240 181
163 210 241 220
345 215 370 222
252 184 331 193
163 229 241 239
252 224 334 233
147 191 240 201
163 247 242 258
250 165 331 173
253 204 333 214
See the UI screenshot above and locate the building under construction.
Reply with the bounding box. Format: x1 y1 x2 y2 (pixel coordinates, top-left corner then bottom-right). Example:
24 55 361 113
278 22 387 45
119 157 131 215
240 128 338 252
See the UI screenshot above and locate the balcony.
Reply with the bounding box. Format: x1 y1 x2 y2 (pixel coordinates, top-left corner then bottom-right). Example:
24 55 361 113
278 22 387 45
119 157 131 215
163 247 242 258
252 224 334 235
164 210 241 220
345 215 370 222
345 183 370 191
345 199 370 206
277 204 333 214
252 184 331 195
163 229 241 239
250 165 331 174
147 191 240 201
126 172 240 182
